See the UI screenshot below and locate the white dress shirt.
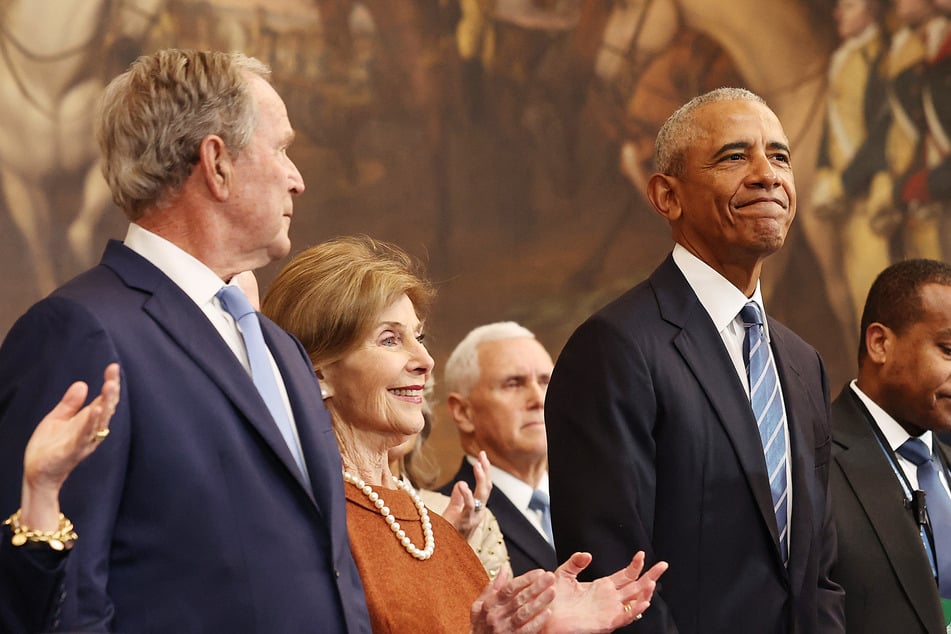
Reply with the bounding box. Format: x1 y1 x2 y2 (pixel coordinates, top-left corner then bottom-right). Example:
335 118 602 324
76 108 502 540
850 381 951 495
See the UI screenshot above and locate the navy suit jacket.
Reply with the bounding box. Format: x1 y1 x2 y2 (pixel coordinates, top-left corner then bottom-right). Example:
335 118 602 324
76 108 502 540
0 536 67 633
439 459 557 575
545 255 844 633
830 386 947 633
0 241 370 633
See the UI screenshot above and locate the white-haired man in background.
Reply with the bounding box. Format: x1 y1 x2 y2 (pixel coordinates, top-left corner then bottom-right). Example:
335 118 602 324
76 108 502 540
439 322 558 575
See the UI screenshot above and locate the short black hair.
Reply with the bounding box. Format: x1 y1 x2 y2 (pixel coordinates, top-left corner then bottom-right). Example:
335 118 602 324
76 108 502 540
859 259 951 361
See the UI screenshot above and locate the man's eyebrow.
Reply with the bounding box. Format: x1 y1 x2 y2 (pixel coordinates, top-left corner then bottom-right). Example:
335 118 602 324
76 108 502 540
711 140 790 156
713 141 749 156
768 141 790 154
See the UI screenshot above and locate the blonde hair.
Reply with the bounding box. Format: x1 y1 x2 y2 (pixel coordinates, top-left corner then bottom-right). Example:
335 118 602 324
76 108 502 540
262 235 436 370
96 49 270 220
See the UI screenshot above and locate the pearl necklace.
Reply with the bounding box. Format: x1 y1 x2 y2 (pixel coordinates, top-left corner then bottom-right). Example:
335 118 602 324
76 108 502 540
343 471 435 560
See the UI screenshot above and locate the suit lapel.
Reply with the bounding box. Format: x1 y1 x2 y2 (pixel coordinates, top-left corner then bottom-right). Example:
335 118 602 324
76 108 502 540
490 489 556 566
261 318 344 524
770 325 815 593
103 242 320 504
454 461 556 569
652 258 784 564
834 390 942 625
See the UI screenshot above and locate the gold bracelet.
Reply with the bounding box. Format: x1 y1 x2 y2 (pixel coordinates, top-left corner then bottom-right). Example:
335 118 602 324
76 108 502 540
2 509 77 551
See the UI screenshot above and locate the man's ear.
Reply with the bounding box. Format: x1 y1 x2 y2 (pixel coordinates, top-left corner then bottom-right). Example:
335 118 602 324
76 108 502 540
646 172 682 222
198 134 232 202
446 392 475 434
864 323 891 364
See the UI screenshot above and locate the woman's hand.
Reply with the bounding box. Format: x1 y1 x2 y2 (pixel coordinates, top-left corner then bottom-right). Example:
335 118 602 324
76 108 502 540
442 451 492 539
544 551 668 633
19 363 121 530
470 566 556 633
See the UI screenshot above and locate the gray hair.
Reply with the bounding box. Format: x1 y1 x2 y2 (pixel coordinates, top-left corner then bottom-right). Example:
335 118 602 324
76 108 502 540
444 321 536 396
96 49 271 220
654 87 767 177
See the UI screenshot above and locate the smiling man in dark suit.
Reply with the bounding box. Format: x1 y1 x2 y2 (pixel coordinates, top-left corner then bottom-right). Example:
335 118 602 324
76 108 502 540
440 321 558 575
545 88 845 633
830 258 951 633
0 50 370 632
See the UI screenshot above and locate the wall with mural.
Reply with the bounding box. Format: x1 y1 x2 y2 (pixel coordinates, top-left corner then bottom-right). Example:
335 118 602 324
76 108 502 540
0 0 946 477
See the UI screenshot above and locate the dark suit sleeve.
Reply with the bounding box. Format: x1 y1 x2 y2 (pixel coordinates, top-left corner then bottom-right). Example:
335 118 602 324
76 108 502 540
546 315 677 633
0 530 68 633
0 297 127 630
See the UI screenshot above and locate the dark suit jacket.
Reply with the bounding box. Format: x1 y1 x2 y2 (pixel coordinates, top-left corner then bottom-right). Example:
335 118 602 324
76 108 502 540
0 534 67 633
830 386 946 633
0 241 371 633
545 255 844 633
439 459 557 575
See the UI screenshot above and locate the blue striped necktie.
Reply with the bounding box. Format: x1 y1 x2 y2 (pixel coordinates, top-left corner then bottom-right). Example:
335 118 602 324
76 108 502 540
217 285 308 479
740 301 789 565
897 437 951 598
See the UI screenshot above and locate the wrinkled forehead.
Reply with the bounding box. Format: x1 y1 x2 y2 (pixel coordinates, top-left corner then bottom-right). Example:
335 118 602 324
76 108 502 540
691 100 789 151
477 337 554 375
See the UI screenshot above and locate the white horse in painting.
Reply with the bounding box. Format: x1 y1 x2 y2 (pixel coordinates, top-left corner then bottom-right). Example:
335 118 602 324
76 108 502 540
0 0 162 296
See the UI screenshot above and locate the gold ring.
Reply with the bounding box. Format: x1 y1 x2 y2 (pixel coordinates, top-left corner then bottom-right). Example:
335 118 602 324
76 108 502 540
93 428 110 441
624 603 632 614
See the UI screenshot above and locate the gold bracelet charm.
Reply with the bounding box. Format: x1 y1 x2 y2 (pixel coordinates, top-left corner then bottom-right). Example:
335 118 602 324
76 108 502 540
2 509 77 551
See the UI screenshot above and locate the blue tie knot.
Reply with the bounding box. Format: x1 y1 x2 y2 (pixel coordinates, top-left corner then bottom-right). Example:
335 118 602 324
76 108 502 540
898 437 933 467
529 489 550 512
740 302 764 328
217 285 256 321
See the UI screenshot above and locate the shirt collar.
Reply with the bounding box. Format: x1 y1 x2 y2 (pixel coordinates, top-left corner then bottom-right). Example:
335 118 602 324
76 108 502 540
849 380 934 453
467 454 549 510
124 223 228 308
672 243 769 338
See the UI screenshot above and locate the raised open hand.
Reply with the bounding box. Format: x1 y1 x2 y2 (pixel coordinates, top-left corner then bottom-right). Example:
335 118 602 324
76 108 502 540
544 551 668 633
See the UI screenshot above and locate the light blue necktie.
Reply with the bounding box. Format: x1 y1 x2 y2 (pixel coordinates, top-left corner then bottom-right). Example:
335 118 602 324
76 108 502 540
897 437 951 598
529 489 555 546
741 301 789 565
217 285 308 478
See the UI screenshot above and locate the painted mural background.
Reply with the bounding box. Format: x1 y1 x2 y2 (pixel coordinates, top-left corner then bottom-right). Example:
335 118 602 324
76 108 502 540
1 0 940 476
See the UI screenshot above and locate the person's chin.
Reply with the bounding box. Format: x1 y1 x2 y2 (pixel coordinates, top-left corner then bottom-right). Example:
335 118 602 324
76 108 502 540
267 237 292 261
